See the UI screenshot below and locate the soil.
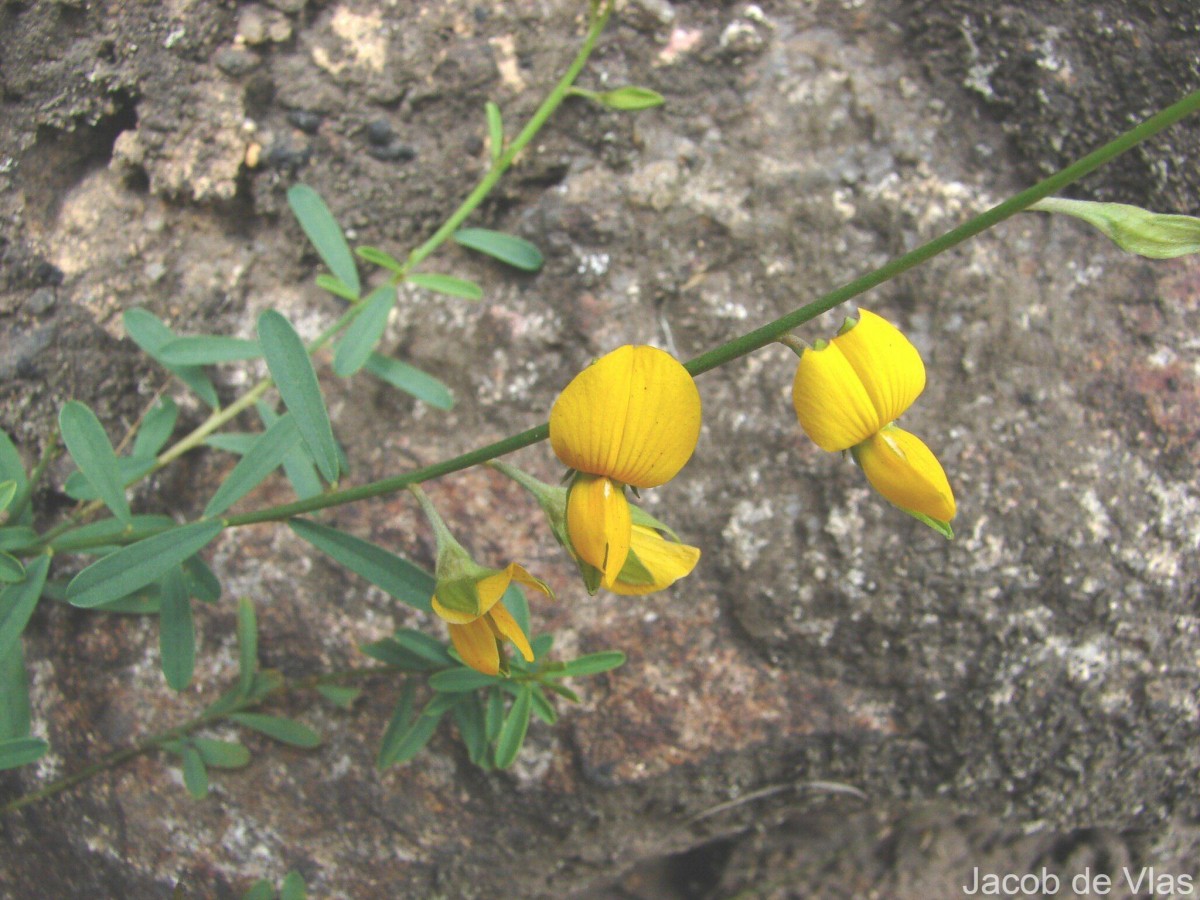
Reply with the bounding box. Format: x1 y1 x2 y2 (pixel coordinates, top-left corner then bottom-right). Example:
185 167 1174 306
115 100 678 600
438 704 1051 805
1 1 1198 897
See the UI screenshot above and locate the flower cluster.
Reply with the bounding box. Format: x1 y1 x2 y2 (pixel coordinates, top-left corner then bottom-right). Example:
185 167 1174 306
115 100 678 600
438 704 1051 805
790 309 955 534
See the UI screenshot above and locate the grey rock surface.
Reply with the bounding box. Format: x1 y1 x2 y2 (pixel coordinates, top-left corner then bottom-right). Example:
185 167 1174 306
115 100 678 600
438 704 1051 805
0 1 1197 897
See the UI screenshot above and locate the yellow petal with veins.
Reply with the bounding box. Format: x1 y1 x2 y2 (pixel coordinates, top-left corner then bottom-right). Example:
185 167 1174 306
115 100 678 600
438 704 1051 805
487 603 534 662
610 525 701 596
833 310 926 426
566 474 631 588
792 341 882 451
448 618 501 676
549 345 702 488
852 425 955 523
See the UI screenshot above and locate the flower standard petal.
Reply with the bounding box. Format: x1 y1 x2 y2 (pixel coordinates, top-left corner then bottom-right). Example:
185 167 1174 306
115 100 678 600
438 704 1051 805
487 603 535 663
550 345 701 488
565 474 631 588
791 341 881 451
449 617 502 676
851 425 956 523
832 310 926 426
610 525 701 596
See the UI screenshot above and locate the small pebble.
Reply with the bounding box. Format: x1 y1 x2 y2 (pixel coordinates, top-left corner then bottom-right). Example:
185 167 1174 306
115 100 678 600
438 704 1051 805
266 142 312 171
25 287 57 316
366 143 416 163
214 47 260 77
365 119 394 146
286 109 323 134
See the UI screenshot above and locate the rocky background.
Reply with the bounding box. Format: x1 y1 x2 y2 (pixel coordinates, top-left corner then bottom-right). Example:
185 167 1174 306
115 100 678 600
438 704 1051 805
1 0 1198 897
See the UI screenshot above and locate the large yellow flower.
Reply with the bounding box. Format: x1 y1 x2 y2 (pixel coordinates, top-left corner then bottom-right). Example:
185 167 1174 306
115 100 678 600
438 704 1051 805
431 562 548 676
550 346 701 586
791 310 955 531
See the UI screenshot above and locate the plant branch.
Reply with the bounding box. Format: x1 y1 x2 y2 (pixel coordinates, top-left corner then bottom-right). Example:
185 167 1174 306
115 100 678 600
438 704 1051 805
218 86 1200 528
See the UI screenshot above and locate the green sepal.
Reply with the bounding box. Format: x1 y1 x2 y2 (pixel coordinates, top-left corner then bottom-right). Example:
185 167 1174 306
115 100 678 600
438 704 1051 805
907 510 954 539
1030 197 1200 259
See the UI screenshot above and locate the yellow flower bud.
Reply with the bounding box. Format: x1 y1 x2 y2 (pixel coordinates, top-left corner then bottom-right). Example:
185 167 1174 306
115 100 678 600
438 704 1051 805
851 425 956 525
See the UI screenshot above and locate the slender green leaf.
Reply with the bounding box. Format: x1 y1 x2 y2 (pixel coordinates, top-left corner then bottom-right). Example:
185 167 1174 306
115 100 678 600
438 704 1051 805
203 414 300 517
530 686 557 725
529 633 553 661
257 404 322 501
0 431 27 495
315 684 361 709
257 310 339 484
376 682 416 770
181 743 209 798
184 555 222 604
408 273 484 301
363 352 453 410
378 688 442 769
237 596 258 696
132 398 178 459
288 519 434 612
193 737 251 769
590 85 665 111
158 336 263 366
0 737 48 770
452 694 488 766
205 434 258 455
0 628 32 739
541 681 580 703
560 651 626 677
484 687 504 743
59 401 131 525
493 686 532 769
0 480 15 513
315 273 360 302
485 100 504 162
391 629 455 667
242 881 273 900
123 309 219 409
228 713 321 749
355 245 405 275
49 514 175 554
428 667 501 693
0 557 51 666
360 636 445 671
63 455 156 501
0 553 24 584
280 871 307 900
453 227 543 272
334 284 396 377
0 527 38 553
159 567 195 691
287 184 360 295
66 520 223 609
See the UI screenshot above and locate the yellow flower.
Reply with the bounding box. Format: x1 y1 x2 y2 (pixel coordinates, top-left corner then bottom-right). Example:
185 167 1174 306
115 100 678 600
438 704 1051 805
609 523 701 596
549 345 702 587
791 310 955 531
431 562 550 676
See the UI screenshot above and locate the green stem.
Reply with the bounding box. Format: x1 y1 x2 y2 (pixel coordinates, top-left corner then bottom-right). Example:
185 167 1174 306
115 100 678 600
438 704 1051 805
219 87 1200 528
684 87 1200 377
399 1 614 278
38 5 614 552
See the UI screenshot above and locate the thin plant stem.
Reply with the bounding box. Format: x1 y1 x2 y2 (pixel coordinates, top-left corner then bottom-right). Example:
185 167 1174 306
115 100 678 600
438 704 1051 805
37 4 614 551
215 86 1200 528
